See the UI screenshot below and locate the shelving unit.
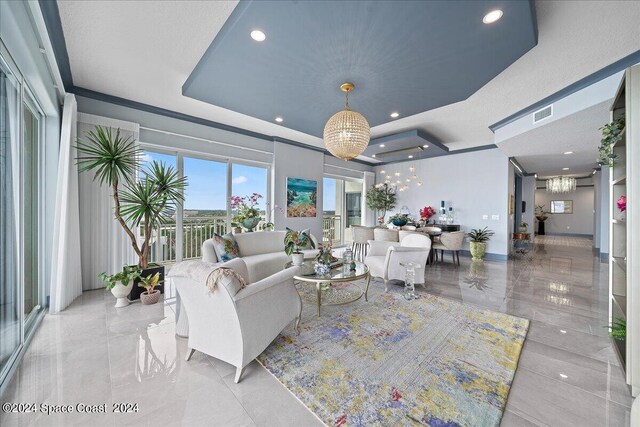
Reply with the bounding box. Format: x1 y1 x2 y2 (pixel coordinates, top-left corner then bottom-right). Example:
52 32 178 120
609 65 640 396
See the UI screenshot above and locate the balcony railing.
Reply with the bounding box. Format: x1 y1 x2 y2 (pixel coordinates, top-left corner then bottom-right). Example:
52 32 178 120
142 215 342 264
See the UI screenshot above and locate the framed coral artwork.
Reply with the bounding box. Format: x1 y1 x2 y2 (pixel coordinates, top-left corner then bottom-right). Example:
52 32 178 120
286 177 317 217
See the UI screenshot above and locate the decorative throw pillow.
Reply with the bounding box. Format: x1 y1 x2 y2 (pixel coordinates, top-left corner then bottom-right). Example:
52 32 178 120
212 232 240 262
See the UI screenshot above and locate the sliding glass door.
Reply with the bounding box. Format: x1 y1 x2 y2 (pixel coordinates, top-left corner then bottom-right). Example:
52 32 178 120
0 55 22 380
322 176 363 245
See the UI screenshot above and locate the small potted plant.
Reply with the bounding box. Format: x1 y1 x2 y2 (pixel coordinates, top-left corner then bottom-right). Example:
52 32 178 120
519 221 528 233
467 227 494 261
366 183 396 225
138 272 163 305
284 228 315 266
231 193 263 232
99 266 141 308
388 213 409 227
608 317 626 341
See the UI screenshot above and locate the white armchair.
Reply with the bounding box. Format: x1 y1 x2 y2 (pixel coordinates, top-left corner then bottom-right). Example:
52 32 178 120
174 258 302 383
364 233 431 292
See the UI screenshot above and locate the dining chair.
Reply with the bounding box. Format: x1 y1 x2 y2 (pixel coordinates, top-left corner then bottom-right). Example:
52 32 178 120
432 231 465 266
374 228 399 242
401 225 416 231
350 225 375 261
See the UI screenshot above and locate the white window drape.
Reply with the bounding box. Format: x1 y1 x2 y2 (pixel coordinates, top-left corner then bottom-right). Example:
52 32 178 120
49 94 82 313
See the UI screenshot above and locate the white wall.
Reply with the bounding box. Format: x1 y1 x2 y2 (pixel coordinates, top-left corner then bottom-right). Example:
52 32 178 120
272 142 325 240
535 185 595 236
374 149 511 258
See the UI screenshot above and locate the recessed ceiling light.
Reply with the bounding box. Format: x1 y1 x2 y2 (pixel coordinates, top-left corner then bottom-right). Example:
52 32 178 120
250 30 266 42
560 329 567 334
423 144 429 148
483 10 503 24
380 170 386 174
408 155 414 159
395 172 401 176
390 112 399 118
372 154 376 157
592 170 597 175
380 144 385 148
559 373 568 379
562 167 570 170
563 151 573 155
275 116 283 123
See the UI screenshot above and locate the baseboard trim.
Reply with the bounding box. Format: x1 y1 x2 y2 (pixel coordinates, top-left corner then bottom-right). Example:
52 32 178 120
544 232 594 238
459 250 508 262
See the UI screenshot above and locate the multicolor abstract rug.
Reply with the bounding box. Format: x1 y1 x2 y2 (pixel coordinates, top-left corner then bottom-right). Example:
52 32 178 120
257 284 529 426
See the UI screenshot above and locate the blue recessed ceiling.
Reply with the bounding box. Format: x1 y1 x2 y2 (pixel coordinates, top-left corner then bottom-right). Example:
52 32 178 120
183 0 537 138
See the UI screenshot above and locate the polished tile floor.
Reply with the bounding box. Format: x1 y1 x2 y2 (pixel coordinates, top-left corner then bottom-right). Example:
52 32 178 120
0 236 632 426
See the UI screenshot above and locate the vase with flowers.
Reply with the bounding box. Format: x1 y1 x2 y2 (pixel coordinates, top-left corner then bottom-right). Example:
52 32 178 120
419 206 436 226
617 195 626 221
231 193 263 232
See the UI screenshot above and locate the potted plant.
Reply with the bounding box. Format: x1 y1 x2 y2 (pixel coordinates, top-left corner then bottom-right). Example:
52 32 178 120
366 183 396 225
263 222 275 231
99 266 141 307
419 206 436 226
76 126 188 300
138 272 163 305
284 228 315 266
519 221 528 233
231 193 263 232
597 116 625 167
535 204 549 222
608 317 626 341
467 227 494 261
388 213 409 227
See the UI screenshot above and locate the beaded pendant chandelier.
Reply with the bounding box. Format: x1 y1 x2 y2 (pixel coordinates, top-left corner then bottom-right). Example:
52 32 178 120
546 176 576 193
323 83 370 161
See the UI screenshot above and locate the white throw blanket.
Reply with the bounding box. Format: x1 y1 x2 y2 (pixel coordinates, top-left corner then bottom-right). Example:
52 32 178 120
168 260 246 294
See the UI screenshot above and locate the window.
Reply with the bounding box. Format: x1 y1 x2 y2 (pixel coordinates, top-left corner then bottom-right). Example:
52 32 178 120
550 200 573 214
322 176 363 245
232 163 268 227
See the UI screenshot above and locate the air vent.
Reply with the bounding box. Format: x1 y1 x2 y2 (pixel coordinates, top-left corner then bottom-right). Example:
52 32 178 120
533 105 553 123
374 146 424 159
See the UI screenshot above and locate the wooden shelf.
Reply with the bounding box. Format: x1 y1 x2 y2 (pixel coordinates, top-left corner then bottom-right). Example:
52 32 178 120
612 176 626 185
613 337 627 369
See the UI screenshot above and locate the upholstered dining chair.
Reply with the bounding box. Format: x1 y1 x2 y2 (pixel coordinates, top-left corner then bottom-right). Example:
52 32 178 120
350 225 375 261
432 231 465 266
401 225 416 231
374 227 399 242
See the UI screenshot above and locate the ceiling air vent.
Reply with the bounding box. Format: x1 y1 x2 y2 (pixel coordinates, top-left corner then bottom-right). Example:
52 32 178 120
533 105 553 123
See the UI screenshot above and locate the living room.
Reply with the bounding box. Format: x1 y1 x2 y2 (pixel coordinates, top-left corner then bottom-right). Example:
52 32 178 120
1 1 639 426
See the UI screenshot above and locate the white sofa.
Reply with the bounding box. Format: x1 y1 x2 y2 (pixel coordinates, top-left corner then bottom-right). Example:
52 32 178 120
365 233 431 291
202 230 319 283
174 257 303 383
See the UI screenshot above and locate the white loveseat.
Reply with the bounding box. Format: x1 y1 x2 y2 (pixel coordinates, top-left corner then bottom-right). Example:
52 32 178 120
202 230 319 283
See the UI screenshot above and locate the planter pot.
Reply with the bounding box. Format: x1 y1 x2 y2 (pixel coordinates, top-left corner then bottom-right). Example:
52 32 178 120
140 289 161 305
519 227 527 233
111 280 134 308
469 242 487 260
127 264 165 301
391 219 408 227
242 217 261 232
292 252 305 266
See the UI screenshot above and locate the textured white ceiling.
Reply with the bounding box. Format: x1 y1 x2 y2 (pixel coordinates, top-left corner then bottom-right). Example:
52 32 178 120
58 1 640 153
498 101 610 178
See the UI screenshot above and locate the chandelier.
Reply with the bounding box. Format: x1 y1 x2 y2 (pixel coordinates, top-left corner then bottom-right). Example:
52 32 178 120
546 176 576 193
323 83 370 161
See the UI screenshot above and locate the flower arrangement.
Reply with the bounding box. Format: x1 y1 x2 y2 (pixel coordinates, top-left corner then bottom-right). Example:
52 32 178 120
419 206 436 221
388 213 409 227
231 193 263 226
617 195 626 212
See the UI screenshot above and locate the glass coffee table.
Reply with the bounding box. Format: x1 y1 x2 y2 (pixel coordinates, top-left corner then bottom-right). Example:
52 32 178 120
285 260 371 316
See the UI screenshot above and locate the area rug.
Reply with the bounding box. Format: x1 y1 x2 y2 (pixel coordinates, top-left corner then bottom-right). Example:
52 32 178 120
256 284 529 427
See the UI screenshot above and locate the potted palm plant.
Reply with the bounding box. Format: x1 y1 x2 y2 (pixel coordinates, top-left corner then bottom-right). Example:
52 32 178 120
366 183 396 225
284 228 315 266
467 227 494 260
76 126 188 300
138 272 163 305
99 267 141 307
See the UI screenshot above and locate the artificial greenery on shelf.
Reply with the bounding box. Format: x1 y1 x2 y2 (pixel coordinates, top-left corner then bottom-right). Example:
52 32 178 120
597 116 625 167
608 317 626 341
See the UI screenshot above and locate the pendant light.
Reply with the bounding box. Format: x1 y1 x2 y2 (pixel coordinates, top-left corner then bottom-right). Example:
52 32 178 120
323 83 370 161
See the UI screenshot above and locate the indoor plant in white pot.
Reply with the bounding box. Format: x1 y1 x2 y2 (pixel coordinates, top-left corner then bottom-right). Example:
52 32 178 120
467 227 495 261
284 228 315 266
519 221 528 233
76 126 188 300
99 267 141 308
138 272 162 305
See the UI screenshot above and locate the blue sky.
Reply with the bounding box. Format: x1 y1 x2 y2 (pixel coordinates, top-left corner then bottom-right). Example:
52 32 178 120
323 177 336 211
142 151 267 210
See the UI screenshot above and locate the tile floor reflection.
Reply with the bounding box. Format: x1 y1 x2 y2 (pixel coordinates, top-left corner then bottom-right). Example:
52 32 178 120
0 237 632 426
